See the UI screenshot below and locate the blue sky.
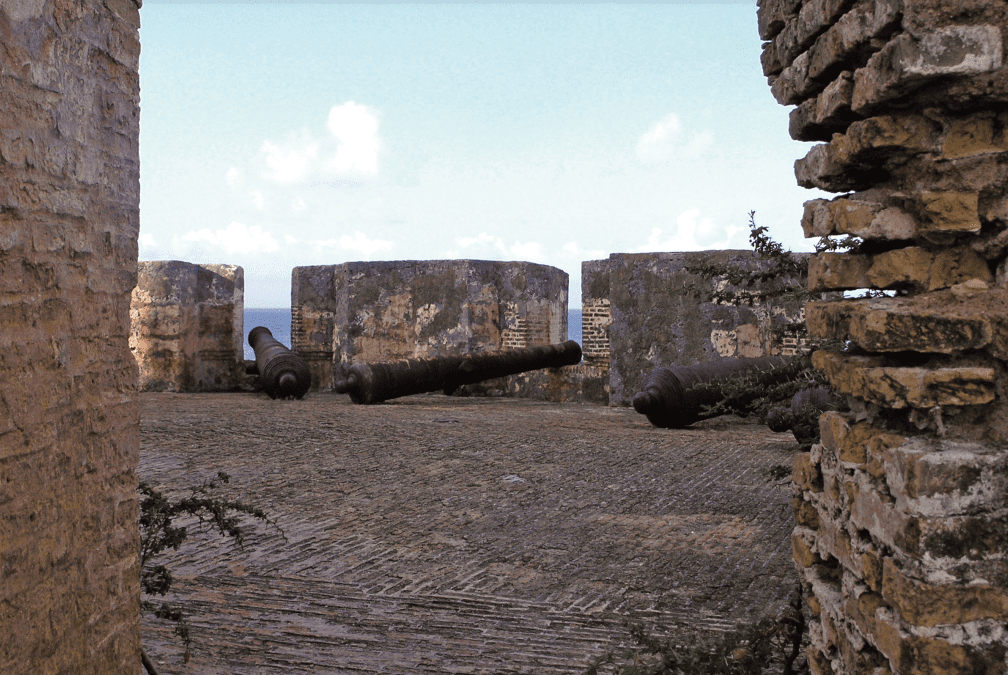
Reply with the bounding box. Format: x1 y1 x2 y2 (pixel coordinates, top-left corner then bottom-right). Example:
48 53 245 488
137 2 827 308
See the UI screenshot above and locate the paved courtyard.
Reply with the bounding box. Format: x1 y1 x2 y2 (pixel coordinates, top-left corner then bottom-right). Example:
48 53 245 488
139 392 801 674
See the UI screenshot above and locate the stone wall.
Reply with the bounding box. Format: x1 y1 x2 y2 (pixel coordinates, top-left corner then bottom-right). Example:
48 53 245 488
130 260 244 392
291 260 569 392
759 0 1008 672
0 0 142 672
583 251 808 407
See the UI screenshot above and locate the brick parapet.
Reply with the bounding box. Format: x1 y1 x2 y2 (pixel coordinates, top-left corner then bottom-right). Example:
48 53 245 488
760 0 1008 670
0 0 142 672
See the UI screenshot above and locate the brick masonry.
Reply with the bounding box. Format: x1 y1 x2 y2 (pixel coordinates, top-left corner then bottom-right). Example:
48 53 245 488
130 260 245 392
291 260 569 392
759 0 1008 671
0 0 142 673
582 251 808 407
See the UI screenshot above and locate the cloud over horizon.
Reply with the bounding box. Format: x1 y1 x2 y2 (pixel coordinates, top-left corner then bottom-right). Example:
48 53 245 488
636 113 713 163
180 222 280 255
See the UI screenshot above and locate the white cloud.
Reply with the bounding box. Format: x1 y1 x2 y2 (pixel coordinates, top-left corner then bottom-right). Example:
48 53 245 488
455 232 544 261
632 209 749 253
315 230 394 258
180 222 279 255
291 197 307 212
562 242 607 260
285 235 299 246
225 167 241 188
260 130 318 183
326 102 381 175
636 113 712 163
251 190 265 211
138 232 156 248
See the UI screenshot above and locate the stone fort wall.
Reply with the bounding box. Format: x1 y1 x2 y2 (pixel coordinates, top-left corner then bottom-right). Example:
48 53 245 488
0 0 142 672
291 260 569 392
760 0 1008 672
582 251 809 407
130 260 244 392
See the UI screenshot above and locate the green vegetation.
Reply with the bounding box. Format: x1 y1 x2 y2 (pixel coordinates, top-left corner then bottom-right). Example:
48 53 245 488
139 472 284 667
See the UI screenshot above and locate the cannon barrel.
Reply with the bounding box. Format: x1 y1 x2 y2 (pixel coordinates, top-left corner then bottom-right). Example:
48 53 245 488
334 340 583 404
632 355 811 428
248 326 312 399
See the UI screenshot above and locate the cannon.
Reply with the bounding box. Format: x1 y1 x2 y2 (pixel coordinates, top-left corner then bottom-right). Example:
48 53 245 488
334 340 583 404
767 385 840 448
632 355 812 428
247 326 312 399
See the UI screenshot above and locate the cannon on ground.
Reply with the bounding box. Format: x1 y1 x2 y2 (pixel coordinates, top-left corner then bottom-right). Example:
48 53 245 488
767 385 840 448
247 326 312 399
334 340 583 404
632 355 812 428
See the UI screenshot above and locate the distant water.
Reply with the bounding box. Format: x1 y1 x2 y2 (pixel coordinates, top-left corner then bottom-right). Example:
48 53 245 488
243 307 583 360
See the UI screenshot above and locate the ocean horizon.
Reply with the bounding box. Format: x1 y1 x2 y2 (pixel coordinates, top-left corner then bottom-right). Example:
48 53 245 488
243 308 584 360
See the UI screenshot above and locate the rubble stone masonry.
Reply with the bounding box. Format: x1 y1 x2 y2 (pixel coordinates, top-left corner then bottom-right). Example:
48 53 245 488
130 260 244 392
0 0 142 673
759 0 1008 671
291 260 569 392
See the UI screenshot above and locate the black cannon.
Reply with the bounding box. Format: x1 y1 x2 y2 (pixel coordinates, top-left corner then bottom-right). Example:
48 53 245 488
767 385 840 448
632 355 812 428
334 340 583 404
247 326 312 399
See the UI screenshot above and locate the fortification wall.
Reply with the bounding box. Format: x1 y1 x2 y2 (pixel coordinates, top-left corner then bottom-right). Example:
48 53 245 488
759 0 1008 671
130 260 245 392
583 251 808 407
291 260 569 392
0 0 142 672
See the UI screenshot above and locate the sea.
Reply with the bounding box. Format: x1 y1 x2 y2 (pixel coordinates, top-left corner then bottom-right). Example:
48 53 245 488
243 308 583 360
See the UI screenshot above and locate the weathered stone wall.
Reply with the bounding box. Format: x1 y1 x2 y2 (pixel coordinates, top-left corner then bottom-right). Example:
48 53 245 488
760 0 1008 672
583 251 808 407
291 260 569 392
130 260 244 392
0 0 142 672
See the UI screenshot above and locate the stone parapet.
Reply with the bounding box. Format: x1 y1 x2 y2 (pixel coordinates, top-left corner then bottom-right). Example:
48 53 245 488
130 261 245 392
582 252 808 406
291 260 569 393
0 0 142 672
761 0 1008 670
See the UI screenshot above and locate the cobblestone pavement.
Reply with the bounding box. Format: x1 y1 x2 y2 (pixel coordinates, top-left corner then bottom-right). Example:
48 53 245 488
139 392 800 674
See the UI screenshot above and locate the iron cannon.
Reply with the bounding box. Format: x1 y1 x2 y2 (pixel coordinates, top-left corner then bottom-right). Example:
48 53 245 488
247 326 312 399
334 340 583 404
632 355 812 428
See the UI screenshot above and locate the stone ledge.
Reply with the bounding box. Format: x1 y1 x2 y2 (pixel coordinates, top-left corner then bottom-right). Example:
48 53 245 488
882 556 1008 627
808 246 992 292
806 289 1008 357
812 350 996 409
802 191 982 239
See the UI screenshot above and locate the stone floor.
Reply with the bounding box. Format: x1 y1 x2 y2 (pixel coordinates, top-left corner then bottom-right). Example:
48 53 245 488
139 392 801 674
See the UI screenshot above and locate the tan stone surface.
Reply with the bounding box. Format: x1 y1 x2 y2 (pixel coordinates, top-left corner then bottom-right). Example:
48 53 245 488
0 1 142 673
806 290 1008 357
812 350 996 409
882 557 1008 627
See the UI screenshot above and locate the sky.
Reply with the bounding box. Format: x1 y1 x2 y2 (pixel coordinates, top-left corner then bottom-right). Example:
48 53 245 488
137 1 829 308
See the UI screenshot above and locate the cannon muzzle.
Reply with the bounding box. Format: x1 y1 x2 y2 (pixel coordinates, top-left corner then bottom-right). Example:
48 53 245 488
334 340 583 404
248 326 312 399
633 355 812 428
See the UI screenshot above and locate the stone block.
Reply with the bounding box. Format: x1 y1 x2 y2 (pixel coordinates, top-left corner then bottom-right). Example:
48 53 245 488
795 451 824 492
794 527 822 568
919 191 982 234
942 112 1008 158
885 438 1008 516
130 261 244 392
812 350 996 409
801 196 916 240
852 26 1005 114
795 495 821 528
805 290 1008 357
807 246 991 292
882 557 1008 627
819 410 852 453
790 71 857 141
291 260 568 393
